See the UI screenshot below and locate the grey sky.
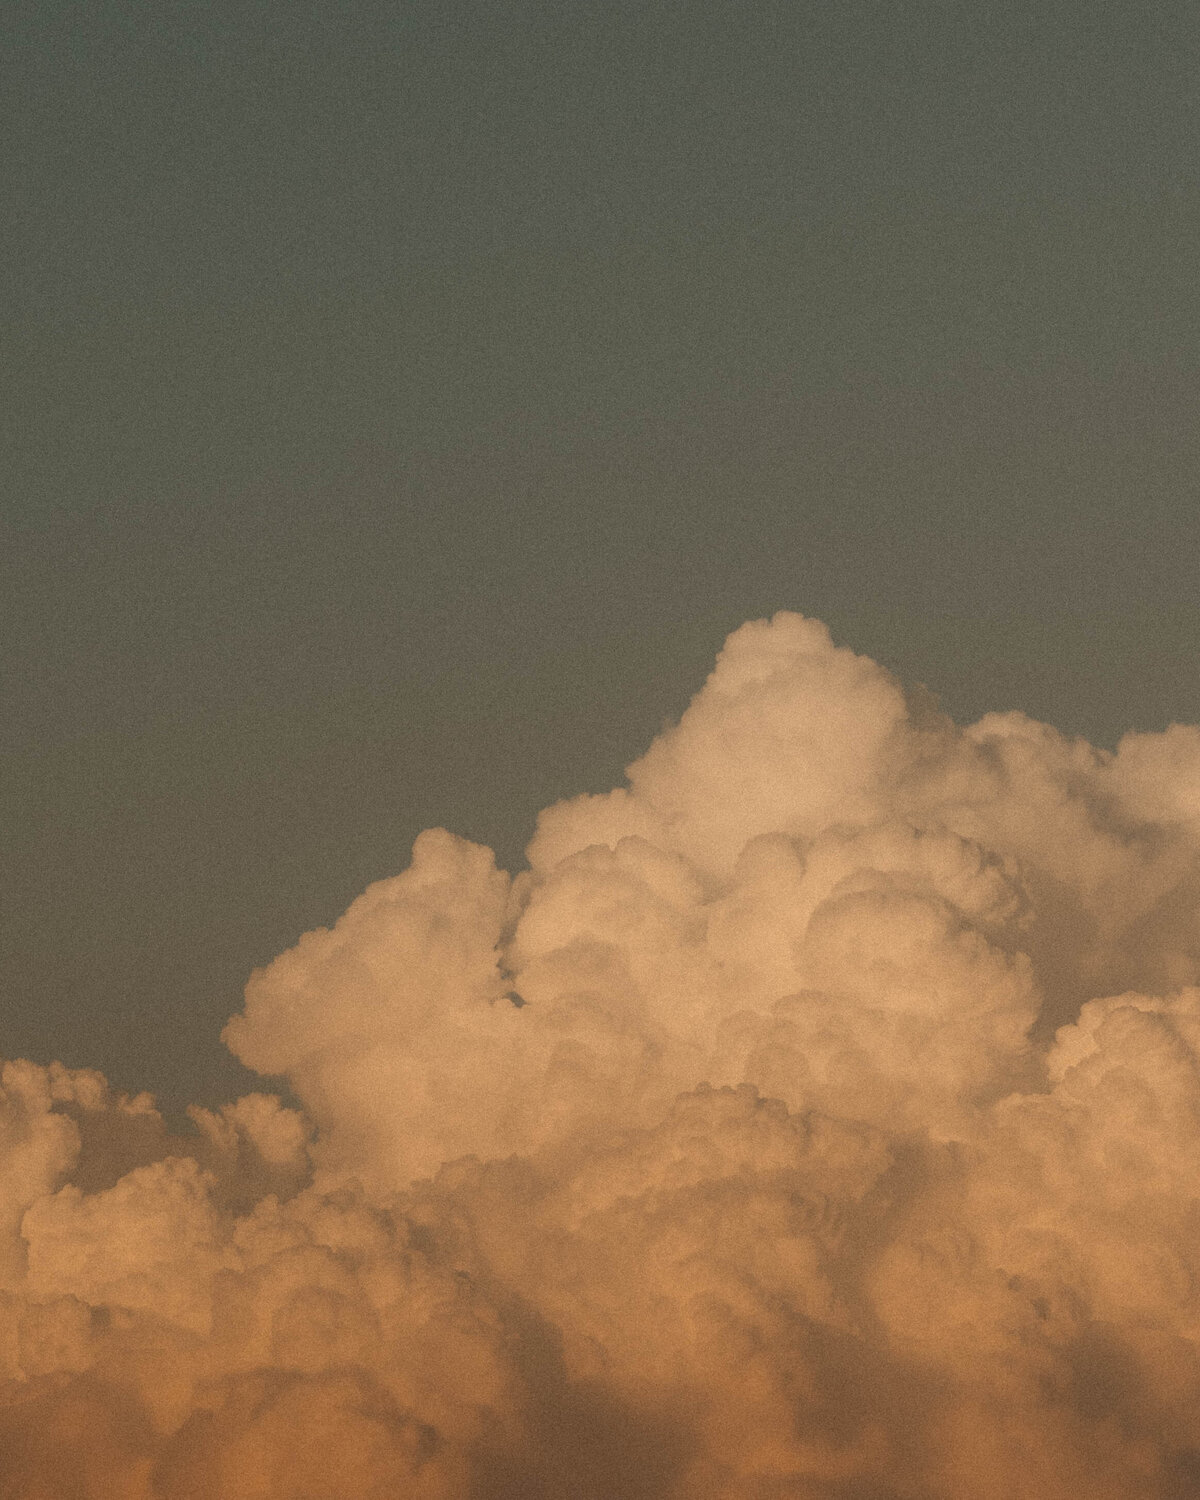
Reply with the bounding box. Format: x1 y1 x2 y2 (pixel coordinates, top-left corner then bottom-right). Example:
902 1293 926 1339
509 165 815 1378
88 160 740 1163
4 0 1199 1112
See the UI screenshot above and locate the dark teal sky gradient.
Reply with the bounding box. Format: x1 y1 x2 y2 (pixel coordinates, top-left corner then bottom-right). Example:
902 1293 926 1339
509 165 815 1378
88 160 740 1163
5 0 1200 1112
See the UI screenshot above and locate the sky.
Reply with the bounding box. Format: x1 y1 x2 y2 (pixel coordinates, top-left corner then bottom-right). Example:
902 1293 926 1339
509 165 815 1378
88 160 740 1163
5 2 1200 1109
8 6 1200 1493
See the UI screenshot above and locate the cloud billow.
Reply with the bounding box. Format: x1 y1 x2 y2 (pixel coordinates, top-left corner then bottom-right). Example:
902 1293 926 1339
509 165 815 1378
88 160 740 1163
4 612 1200 1497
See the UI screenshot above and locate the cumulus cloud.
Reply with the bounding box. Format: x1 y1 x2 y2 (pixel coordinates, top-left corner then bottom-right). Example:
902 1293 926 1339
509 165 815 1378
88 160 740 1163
5 611 1200 1496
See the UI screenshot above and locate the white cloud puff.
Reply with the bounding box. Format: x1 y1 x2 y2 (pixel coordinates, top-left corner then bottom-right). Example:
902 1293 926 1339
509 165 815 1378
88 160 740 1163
6 611 1200 1497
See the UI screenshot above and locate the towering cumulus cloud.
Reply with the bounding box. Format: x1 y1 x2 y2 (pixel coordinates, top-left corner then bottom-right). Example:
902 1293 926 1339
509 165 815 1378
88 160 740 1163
6 612 1200 1497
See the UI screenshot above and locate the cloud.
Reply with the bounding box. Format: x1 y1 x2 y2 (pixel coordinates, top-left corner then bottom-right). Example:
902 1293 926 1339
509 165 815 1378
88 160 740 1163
4 611 1200 1495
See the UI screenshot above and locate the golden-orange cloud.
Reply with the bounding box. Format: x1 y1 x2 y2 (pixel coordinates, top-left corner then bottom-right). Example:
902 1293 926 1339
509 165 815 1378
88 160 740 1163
5 613 1200 1496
